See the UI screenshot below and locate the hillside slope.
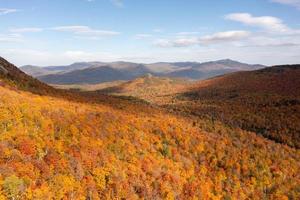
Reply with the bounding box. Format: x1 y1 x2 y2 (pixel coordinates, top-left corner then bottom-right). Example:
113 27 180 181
0 58 299 199
97 75 191 103
96 65 300 148
0 57 55 95
168 65 300 148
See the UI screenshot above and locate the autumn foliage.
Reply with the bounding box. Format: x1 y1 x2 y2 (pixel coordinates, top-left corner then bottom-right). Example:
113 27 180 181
167 65 300 148
0 58 299 199
0 86 299 199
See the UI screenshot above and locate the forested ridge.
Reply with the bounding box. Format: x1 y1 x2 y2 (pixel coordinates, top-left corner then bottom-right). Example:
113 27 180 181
167 65 300 148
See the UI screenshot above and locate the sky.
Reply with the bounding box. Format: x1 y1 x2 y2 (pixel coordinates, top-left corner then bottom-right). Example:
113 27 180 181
0 0 300 66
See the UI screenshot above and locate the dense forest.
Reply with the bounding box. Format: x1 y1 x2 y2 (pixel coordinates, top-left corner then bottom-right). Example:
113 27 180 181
86 65 300 149
0 57 299 199
167 66 300 148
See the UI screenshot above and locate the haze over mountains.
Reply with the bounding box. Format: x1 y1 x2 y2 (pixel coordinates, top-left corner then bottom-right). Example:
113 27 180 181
21 59 265 85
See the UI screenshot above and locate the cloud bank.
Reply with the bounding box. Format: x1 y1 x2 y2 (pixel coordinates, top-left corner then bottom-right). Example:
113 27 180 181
271 0 300 9
155 31 250 47
51 26 120 39
0 8 18 15
225 13 290 33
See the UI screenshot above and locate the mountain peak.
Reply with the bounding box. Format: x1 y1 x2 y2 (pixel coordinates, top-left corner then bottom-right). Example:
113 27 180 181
215 59 240 63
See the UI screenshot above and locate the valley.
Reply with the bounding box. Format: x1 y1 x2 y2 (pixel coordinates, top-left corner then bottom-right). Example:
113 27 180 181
46 63 300 149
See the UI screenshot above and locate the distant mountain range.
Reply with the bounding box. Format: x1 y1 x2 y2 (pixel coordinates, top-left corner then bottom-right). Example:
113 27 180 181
20 59 266 84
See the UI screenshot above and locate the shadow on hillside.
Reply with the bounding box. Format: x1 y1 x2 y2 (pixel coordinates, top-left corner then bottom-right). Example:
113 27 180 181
168 65 300 149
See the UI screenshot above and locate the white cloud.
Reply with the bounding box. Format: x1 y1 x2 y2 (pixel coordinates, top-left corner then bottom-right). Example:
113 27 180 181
153 29 164 33
176 32 200 36
0 33 23 42
135 34 153 39
110 0 123 7
154 37 200 47
271 0 300 9
0 8 18 15
154 39 171 47
10 28 43 33
51 26 120 38
246 42 299 47
155 30 250 47
201 30 250 43
239 33 300 47
63 50 119 61
225 13 290 33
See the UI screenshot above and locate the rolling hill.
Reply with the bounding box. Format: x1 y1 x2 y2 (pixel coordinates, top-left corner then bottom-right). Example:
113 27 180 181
20 62 105 77
19 65 56 77
163 59 265 79
35 64 152 85
20 59 265 85
0 57 299 199
167 65 300 148
96 74 191 103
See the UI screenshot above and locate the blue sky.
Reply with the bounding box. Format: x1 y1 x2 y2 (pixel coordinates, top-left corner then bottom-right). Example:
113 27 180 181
1 0 300 66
